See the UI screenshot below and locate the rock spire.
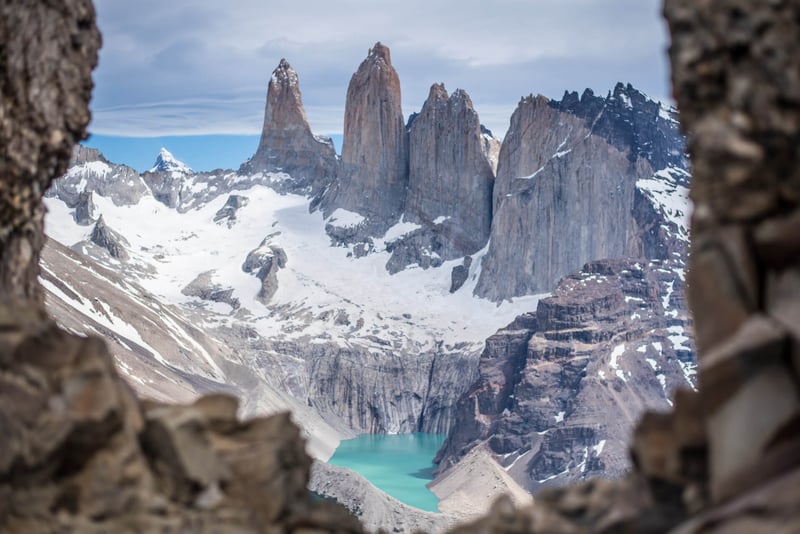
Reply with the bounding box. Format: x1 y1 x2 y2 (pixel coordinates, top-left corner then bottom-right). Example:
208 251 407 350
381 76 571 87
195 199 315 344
406 83 494 255
324 42 409 228
242 58 336 196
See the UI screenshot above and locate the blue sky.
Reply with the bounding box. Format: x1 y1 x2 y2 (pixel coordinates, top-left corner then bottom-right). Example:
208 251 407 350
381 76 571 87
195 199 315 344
87 0 671 171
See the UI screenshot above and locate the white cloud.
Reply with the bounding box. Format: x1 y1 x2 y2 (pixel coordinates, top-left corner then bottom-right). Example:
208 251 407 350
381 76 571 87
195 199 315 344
90 0 670 137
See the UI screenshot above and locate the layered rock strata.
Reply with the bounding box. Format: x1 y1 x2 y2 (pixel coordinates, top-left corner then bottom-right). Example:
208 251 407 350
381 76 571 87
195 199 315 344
233 337 480 436
437 258 694 489
323 42 409 232
241 59 337 197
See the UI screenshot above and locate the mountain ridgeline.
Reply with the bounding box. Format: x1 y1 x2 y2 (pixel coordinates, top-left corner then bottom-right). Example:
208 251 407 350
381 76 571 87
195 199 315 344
40 40 695 523
238 42 688 301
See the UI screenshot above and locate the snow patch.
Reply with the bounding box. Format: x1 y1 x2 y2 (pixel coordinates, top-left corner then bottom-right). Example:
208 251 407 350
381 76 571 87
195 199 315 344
668 325 691 351
609 343 625 369
503 449 531 472
636 166 692 242
592 440 606 456
662 280 674 310
327 208 365 228
382 217 422 242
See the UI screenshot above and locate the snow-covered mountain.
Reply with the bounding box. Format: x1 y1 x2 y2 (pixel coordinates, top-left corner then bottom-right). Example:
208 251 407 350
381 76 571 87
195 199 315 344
41 43 694 523
149 147 193 174
43 145 545 462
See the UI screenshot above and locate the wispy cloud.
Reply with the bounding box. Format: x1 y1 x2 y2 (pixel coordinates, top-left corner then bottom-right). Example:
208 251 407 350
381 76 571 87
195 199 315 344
90 0 670 138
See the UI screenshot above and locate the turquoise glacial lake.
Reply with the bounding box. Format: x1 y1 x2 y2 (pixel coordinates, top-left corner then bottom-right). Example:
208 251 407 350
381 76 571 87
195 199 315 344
328 433 446 512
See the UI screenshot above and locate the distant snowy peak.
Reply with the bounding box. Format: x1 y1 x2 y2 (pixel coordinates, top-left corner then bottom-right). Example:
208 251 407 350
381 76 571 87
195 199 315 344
149 148 192 174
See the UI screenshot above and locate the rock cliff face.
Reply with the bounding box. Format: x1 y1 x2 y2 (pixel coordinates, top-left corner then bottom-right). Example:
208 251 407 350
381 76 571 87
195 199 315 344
241 59 337 197
47 145 150 207
389 84 494 270
437 258 695 490
476 87 687 301
323 42 408 231
231 337 480 436
74 190 95 225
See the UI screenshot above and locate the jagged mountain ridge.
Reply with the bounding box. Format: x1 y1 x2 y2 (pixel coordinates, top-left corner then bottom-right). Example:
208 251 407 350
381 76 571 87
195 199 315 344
435 258 695 496
40 42 694 526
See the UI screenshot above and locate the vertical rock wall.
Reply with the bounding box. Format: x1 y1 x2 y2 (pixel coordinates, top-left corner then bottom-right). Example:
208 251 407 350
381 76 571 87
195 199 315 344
406 83 494 255
474 86 685 301
326 42 409 228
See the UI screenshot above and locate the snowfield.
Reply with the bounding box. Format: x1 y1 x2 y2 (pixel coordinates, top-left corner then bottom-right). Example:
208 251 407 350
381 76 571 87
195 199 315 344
44 172 544 355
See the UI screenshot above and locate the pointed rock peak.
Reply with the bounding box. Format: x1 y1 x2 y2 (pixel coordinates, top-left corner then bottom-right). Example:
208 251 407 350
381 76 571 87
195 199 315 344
450 88 474 108
149 147 192 174
367 41 392 64
264 57 308 128
271 58 299 87
428 82 448 100
610 82 648 109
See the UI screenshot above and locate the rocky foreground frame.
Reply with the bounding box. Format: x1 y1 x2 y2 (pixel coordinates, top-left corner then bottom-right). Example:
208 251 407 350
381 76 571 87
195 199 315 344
1 0 799 532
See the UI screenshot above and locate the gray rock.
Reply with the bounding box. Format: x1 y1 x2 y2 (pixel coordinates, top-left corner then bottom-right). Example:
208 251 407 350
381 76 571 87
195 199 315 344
449 256 472 293
90 215 129 260
384 226 446 274
404 84 494 256
181 270 240 310
322 42 408 233
240 59 337 198
386 85 495 272
438 258 695 490
141 149 194 209
74 190 95 225
242 241 287 304
213 194 249 225
475 89 687 301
